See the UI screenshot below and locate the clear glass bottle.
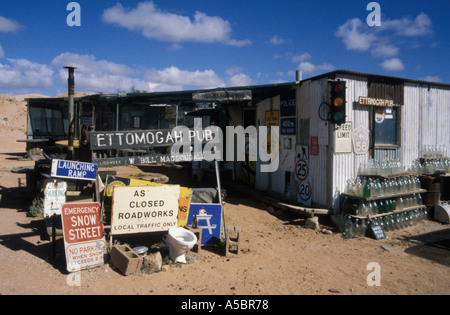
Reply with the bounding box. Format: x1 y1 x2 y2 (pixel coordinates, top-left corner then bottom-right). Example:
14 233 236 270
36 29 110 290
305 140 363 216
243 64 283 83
343 216 354 239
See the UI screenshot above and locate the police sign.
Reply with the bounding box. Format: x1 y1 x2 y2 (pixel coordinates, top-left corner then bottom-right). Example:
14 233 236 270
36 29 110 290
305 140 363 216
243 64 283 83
51 159 98 181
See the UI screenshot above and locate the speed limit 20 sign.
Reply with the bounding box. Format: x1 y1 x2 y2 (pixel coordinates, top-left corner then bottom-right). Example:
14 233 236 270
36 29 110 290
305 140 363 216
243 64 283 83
298 181 312 203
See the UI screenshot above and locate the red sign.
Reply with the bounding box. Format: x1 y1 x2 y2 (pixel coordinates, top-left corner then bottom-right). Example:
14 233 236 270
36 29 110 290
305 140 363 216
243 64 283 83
311 137 319 156
62 203 104 244
61 202 105 272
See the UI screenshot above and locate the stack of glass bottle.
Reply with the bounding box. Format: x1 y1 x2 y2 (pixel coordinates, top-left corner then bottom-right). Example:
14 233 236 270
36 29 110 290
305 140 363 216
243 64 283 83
418 145 449 175
360 155 450 177
345 174 422 198
341 208 428 239
335 159 430 238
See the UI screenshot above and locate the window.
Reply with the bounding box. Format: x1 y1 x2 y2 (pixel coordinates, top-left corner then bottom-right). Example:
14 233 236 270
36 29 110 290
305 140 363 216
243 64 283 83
368 80 404 149
373 106 401 147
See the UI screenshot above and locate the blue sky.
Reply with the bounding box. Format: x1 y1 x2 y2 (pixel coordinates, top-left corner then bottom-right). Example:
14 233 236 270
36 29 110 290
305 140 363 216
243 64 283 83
0 0 448 96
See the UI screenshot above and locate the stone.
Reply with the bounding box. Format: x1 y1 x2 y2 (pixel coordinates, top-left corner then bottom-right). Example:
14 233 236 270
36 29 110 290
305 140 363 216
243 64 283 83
142 252 162 274
305 216 320 230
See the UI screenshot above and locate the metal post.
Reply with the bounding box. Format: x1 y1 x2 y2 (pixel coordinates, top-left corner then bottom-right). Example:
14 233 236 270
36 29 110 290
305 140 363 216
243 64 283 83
215 160 226 241
64 65 77 159
52 214 56 261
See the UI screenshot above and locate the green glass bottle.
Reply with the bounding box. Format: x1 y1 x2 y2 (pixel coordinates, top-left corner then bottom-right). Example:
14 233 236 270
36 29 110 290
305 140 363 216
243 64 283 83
363 180 371 198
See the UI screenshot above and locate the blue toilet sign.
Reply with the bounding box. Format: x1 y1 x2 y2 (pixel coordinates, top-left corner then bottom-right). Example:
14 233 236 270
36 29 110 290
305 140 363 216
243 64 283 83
187 204 223 245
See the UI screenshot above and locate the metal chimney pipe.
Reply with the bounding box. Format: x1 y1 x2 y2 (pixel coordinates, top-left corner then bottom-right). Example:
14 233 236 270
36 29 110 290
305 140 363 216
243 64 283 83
296 70 302 82
64 65 77 159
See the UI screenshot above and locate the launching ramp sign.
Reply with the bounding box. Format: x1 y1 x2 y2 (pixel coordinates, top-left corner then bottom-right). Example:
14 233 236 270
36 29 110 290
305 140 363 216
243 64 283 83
51 159 98 181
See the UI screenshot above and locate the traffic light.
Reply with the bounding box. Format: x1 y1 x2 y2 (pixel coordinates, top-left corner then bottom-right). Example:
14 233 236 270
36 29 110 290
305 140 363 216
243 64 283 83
329 81 346 125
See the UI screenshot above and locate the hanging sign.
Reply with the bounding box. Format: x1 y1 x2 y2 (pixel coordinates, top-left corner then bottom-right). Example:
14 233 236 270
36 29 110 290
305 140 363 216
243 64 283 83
111 185 180 235
359 96 395 107
61 202 106 272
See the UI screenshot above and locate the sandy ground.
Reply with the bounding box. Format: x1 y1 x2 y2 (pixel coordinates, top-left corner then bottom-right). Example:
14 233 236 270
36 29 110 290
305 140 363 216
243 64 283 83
0 95 449 297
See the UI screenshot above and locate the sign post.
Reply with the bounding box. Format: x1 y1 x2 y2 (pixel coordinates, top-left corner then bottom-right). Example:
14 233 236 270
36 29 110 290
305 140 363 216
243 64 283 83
61 202 106 272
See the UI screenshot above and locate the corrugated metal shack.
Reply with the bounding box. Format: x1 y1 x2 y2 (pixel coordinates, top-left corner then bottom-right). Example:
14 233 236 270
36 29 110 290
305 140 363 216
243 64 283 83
291 70 450 212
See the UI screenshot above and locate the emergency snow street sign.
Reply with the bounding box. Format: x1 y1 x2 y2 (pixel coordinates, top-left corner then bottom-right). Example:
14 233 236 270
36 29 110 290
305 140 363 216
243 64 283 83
51 159 98 181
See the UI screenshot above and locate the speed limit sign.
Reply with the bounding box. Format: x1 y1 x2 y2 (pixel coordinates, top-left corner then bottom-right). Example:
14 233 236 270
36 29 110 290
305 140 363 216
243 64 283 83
298 181 312 202
295 159 309 182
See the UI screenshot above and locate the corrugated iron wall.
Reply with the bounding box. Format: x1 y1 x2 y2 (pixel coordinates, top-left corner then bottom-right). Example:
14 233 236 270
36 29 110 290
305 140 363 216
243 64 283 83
330 75 369 208
300 78 330 208
403 83 450 167
298 75 370 208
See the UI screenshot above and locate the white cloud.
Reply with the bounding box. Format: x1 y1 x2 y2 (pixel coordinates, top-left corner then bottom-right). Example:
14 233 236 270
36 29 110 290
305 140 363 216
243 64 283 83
0 58 54 90
335 13 433 63
269 35 285 45
297 61 335 75
292 53 311 63
335 18 376 51
0 16 23 33
52 52 135 76
370 44 399 58
418 75 442 83
51 52 225 93
381 13 433 37
51 52 144 93
380 58 404 71
145 66 225 90
102 1 250 46
227 73 255 87
225 67 243 76
0 43 4 58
